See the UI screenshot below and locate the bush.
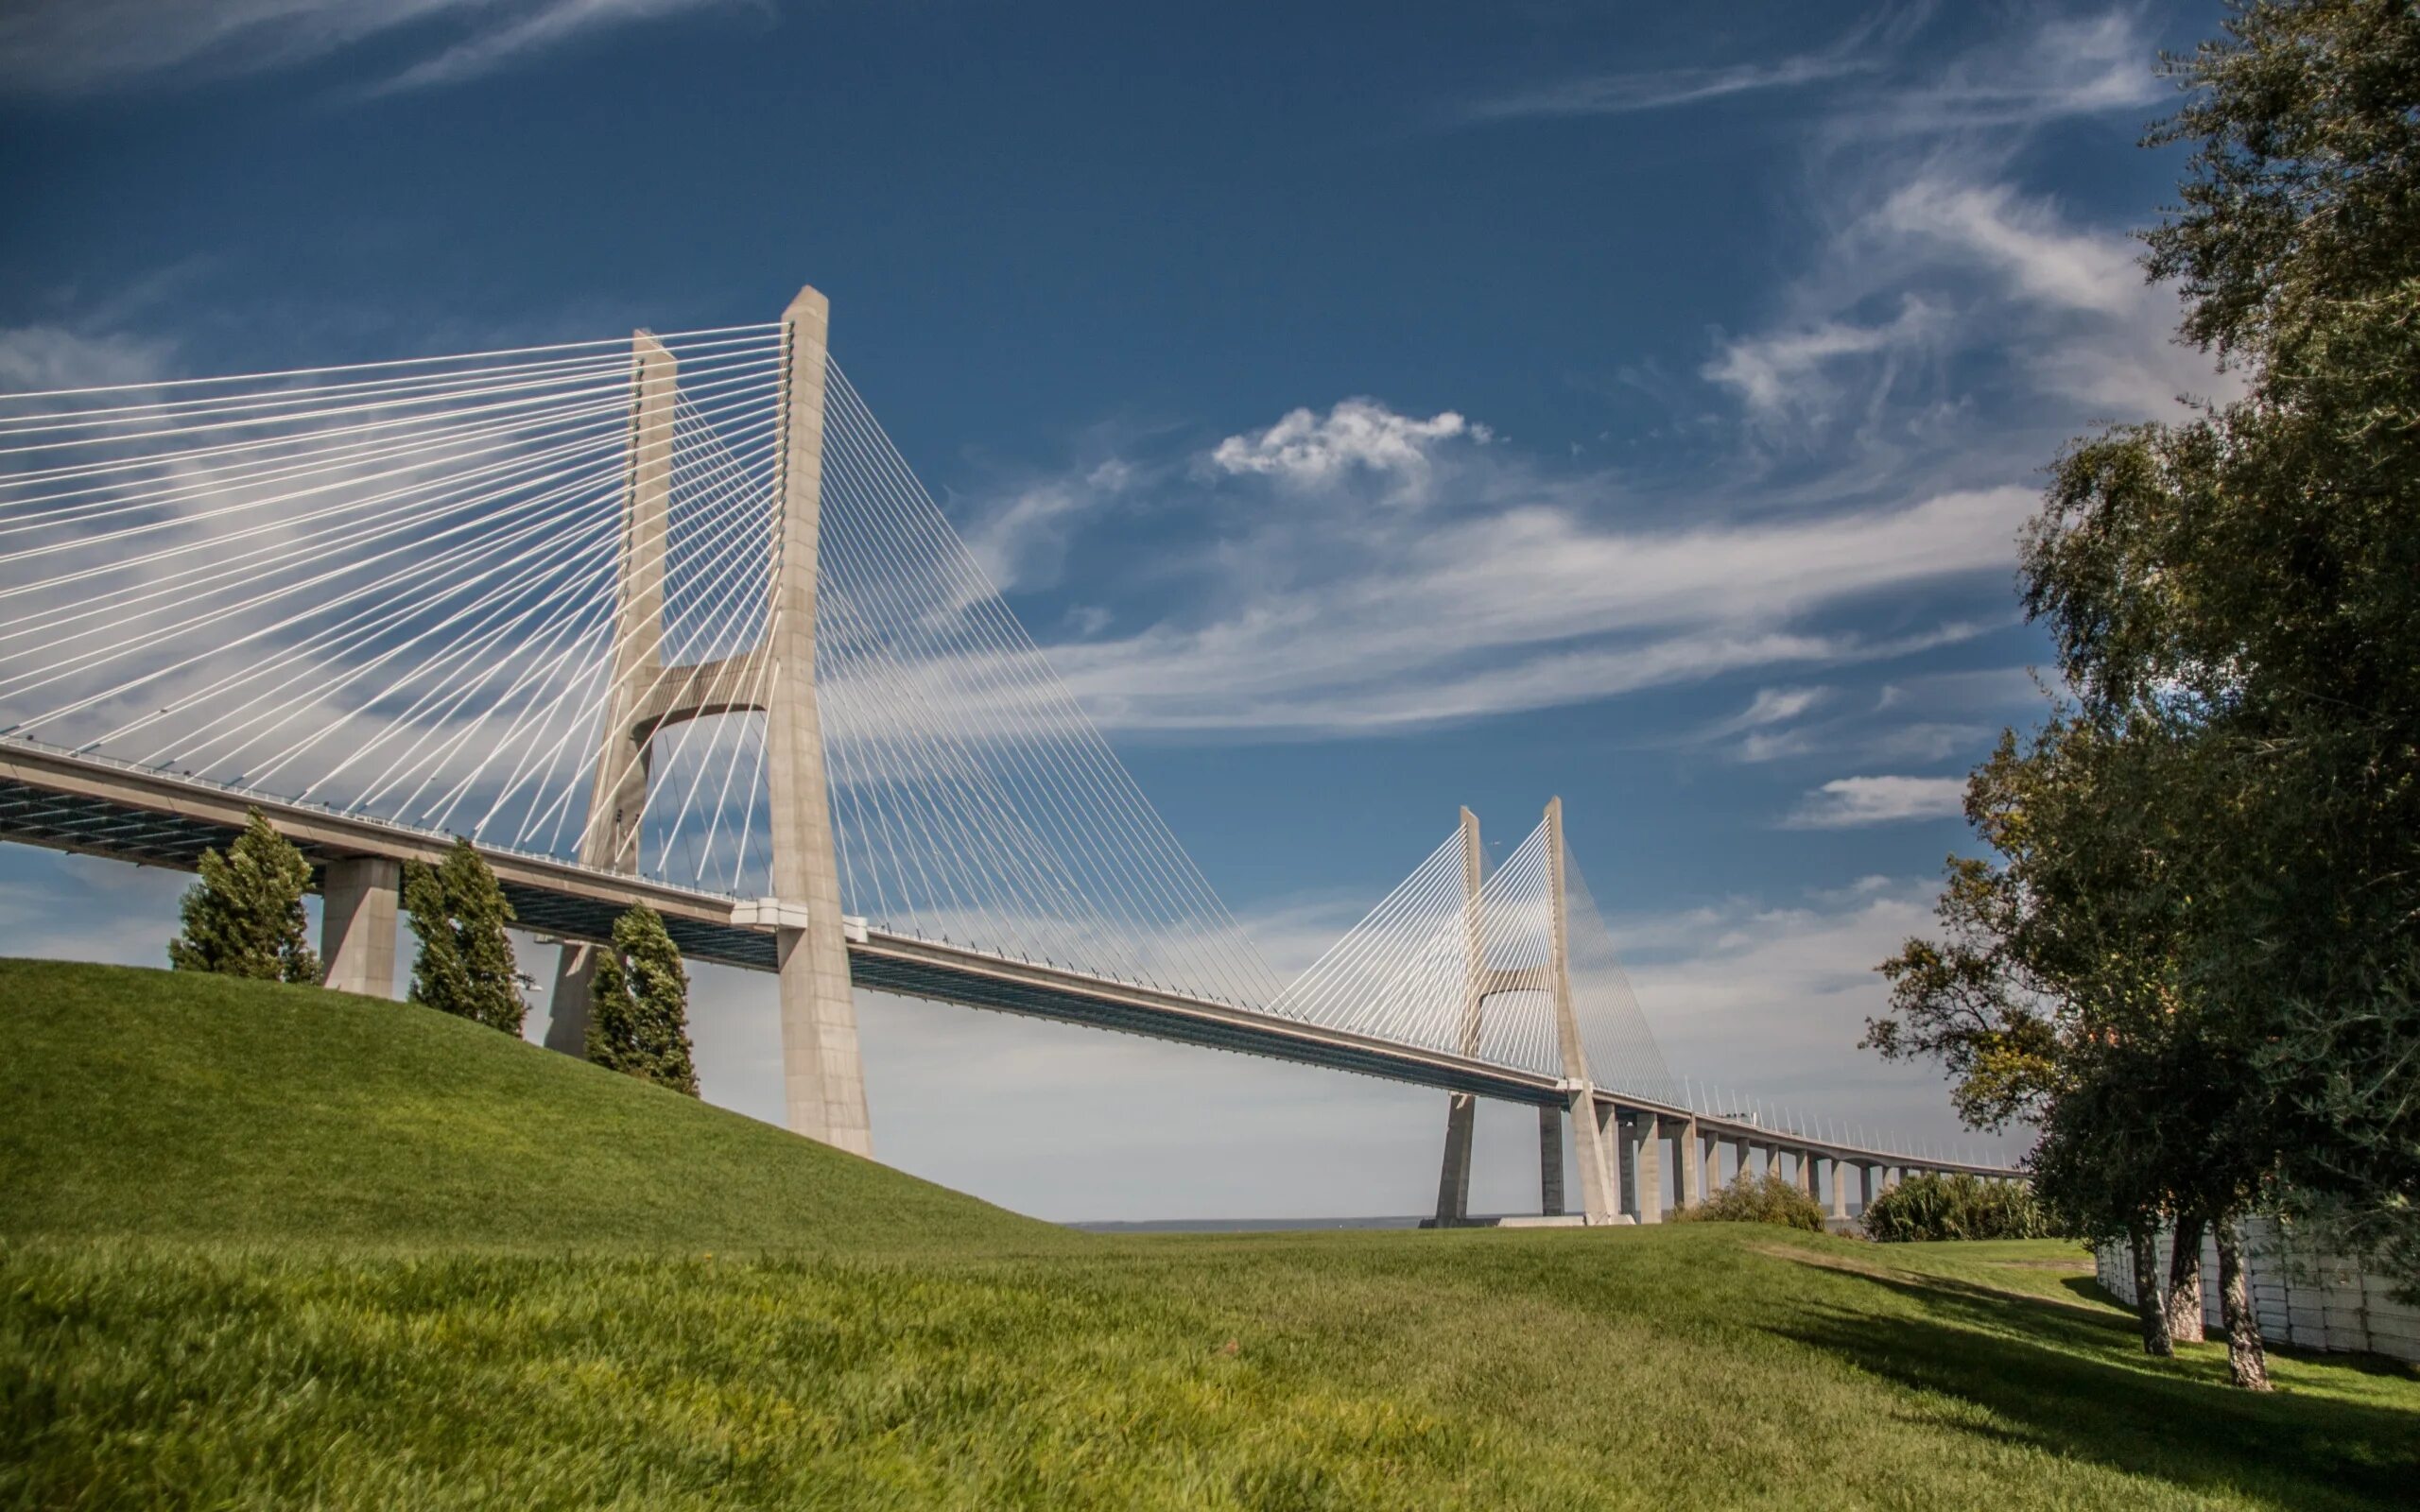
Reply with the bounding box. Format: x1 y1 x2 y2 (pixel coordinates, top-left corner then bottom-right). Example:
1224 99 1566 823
1676 1174 1827 1232
1860 1173 2057 1242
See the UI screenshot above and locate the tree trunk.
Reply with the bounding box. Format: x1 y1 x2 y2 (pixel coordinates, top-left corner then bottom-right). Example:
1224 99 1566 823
2129 1223 2173 1357
2165 1211 2207 1344
2214 1222 2272 1391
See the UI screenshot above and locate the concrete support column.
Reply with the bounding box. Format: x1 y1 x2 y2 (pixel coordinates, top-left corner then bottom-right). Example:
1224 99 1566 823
320 856 399 998
1544 799 1616 1223
1539 1105 1564 1216
1615 1109 1636 1216
1631 1111 1664 1224
1435 1094 1477 1225
1675 1118 1703 1213
767 287 871 1156
1791 1149 1814 1194
1825 1158 1849 1222
1761 1143 1782 1180
1575 1093 1618 1221
1434 809 1486 1226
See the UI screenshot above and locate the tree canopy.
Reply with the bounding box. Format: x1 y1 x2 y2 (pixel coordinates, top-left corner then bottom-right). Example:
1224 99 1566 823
404 839 526 1035
166 808 320 985
585 905 700 1097
1868 0 2420 1380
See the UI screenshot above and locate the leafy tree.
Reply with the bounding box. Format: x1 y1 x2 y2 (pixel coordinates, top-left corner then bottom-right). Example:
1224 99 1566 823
1877 696 2275 1375
584 904 699 1097
404 839 525 1034
1869 0 2420 1384
2028 0 2420 1300
167 808 320 984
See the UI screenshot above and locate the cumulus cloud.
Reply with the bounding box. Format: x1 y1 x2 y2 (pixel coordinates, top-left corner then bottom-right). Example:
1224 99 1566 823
1206 399 1484 494
1785 774 1967 828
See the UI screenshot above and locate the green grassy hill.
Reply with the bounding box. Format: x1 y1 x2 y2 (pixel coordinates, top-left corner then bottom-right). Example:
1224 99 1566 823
0 958 1057 1252
4 957 2415 1509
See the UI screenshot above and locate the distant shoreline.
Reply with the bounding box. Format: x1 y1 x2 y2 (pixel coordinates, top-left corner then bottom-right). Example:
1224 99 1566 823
1067 1215 1433 1233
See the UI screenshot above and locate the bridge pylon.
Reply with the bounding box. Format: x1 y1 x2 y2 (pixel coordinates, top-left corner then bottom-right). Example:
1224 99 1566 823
1546 796 1622 1222
1432 806 1485 1225
1431 797 1625 1224
544 285 872 1157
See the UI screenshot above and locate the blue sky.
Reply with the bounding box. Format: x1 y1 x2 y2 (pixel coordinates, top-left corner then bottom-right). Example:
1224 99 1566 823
0 1 2232 1218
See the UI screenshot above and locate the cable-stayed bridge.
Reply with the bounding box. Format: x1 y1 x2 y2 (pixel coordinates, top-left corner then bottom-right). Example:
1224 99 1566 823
0 285 2018 1224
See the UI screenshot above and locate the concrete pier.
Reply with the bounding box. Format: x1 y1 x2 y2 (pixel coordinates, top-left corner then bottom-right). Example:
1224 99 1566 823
1624 1109 1664 1223
1539 1106 1564 1216
320 855 399 997
1435 1092 1478 1225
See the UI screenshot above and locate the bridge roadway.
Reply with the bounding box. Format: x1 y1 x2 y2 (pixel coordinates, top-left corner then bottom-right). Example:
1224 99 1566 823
0 736 2016 1182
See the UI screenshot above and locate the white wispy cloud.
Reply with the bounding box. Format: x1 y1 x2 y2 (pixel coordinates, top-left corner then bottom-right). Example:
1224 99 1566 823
1035 405 2031 735
1839 9 2165 138
1460 7 1917 123
1702 297 1943 431
1688 665 2046 766
1463 49 1873 122
1607 874 2026 1160
1714 686 1834 735
0 0 750 97
0 326 176 392
1690 11 2234 461
1784 774 1967 828
1875 179 2141 315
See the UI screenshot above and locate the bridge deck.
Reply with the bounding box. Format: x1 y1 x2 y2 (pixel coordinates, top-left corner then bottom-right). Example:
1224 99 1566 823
0 738 2015 1177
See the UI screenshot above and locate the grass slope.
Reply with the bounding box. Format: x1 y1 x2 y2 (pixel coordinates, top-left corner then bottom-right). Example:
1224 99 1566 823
0 958 1055 1252
5 959 2417 1509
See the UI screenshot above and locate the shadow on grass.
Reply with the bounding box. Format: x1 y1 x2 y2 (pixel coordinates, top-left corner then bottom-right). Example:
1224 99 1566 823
1772 1260 2420 1511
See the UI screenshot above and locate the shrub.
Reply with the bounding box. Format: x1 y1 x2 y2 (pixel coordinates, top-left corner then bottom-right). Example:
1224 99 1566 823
1860 1172 2057 1242
1676 1173 1826 1232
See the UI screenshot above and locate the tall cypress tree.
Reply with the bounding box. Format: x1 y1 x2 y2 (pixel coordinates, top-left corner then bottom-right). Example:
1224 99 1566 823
168 807 320 984
585 905 698 1096
404 838 526 1034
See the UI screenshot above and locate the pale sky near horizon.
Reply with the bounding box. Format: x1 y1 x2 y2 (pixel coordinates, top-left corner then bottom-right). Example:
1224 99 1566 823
0 0 2233 1219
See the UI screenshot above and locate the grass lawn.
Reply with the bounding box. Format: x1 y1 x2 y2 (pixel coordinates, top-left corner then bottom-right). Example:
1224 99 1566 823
4 960 2416 1509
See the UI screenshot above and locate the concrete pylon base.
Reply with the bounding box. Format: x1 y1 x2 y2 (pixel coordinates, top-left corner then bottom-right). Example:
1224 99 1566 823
320 855 399 998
